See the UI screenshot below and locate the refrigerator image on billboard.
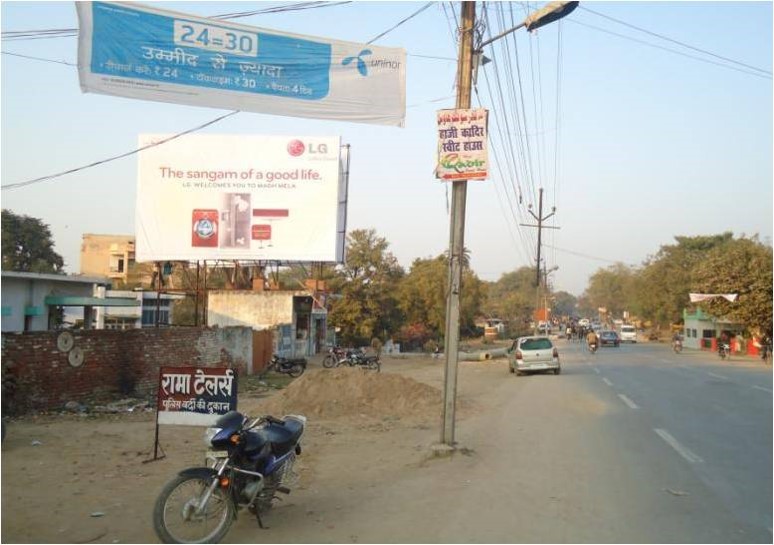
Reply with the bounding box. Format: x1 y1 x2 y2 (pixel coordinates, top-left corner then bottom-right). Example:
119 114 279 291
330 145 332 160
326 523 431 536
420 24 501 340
218 193 251 249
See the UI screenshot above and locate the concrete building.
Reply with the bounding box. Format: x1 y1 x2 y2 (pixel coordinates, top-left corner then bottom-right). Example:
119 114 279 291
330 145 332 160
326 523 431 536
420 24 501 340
80 234 139 286
95 289 185 330
1 271 136 332
208 289 327 357
682 307 744 351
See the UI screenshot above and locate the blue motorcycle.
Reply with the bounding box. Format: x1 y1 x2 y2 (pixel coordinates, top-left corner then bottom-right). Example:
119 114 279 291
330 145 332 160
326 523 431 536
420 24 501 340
153 411 306 543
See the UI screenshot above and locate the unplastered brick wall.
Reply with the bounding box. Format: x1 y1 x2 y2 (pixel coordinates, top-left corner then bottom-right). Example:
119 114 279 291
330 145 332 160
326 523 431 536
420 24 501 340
1 326 252 414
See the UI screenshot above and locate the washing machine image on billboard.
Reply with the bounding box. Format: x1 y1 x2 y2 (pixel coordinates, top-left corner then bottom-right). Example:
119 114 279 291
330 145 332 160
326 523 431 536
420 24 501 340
191 209 218 247
218 193 251 248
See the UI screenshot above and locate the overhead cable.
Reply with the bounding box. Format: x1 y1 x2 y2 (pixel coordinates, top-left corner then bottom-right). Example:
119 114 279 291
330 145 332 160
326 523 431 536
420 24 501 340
366 2 434 44
569 18 771 80
579 5 772 76
1 111 240 191
1 50 77 66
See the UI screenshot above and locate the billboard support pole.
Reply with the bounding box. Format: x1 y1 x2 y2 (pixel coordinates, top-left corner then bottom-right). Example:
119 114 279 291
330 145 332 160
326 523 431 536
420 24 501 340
143 366 166 463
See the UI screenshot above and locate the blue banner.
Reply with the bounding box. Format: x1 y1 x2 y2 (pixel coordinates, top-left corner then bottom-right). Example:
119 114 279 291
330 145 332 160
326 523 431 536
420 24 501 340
77 2 406 126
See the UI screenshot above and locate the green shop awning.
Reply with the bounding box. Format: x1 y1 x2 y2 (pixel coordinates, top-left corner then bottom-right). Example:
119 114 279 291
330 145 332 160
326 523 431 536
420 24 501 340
44 296 140 307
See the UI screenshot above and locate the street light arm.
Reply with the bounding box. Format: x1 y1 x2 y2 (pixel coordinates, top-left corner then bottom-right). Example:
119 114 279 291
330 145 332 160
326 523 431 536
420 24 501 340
475 1 578 52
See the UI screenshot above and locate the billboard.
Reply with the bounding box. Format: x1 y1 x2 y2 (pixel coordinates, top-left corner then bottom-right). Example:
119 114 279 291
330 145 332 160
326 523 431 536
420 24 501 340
435 108 489 181
76 2 406 127
136 134 344 262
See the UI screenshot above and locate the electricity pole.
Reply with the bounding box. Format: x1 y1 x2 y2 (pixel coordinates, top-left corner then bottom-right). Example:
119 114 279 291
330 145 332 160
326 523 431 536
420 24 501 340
439 1 578 447
520 188 560 334
441 0 476 447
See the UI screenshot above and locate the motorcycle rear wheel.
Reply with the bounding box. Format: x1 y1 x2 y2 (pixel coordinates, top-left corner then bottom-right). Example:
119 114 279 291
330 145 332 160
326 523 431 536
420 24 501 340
153 474 235 544
288 364 305 378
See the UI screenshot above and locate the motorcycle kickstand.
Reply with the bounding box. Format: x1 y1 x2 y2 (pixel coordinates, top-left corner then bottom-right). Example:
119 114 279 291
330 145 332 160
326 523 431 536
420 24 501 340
255 510 268 529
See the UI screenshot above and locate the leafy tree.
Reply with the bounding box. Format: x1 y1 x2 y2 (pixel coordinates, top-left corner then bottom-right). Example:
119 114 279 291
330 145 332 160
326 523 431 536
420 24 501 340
1 209 64 273
327 229 404 345
396 253 486 341
552 290 578 318
633 233 733 328
482 267 537 333
690 236 773 335
584 263 637 319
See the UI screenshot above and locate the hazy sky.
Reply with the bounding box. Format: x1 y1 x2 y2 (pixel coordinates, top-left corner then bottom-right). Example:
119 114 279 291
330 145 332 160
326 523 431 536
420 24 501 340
2 1 772 296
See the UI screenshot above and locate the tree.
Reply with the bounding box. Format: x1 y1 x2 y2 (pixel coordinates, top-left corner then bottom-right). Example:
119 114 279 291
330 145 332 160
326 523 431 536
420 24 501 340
584 263 637 319
552 291 578 318
690 236 773 335
1 209 64 273
633 233 733 328
482 267 537 335
328 229 404 345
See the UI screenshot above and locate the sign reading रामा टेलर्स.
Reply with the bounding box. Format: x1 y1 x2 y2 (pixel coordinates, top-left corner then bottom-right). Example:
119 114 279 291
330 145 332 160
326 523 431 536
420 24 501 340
157 367 237 426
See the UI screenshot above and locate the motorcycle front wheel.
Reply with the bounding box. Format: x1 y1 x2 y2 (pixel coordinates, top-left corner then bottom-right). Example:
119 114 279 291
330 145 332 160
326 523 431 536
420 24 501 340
153 473 235 544
322 355 336 368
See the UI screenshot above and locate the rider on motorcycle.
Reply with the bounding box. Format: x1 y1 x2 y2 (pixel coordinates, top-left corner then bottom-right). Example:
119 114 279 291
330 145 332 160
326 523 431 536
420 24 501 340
586 329 599 351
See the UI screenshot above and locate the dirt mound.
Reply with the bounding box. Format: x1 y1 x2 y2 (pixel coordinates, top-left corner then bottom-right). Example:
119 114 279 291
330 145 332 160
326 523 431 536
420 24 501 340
248 368 442 421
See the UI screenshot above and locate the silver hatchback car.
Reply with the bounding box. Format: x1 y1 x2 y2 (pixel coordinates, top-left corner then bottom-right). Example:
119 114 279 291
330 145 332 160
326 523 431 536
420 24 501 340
508 336 561 375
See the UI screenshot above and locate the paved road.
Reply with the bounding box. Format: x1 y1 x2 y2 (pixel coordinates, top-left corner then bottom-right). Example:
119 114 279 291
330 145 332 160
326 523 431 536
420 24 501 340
228 344 772 543
552 339 772 541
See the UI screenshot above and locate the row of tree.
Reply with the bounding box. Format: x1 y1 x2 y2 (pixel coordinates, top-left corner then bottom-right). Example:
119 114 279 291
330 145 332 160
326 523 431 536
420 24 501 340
3 209 771 341
582 233 773 336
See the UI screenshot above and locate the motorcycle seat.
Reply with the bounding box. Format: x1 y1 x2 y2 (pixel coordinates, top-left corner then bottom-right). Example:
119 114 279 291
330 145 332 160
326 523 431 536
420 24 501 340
265 417 304 455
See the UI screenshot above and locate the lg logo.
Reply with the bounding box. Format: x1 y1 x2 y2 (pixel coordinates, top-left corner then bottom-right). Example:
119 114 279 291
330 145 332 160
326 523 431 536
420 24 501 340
287 140 329 157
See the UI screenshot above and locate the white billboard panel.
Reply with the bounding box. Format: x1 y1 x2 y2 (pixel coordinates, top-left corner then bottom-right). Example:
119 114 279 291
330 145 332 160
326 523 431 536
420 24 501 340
136 134 343 262
76 2 406 127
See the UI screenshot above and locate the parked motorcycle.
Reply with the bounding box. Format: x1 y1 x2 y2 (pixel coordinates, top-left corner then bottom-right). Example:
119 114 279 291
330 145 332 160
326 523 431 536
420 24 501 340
153 411 306 544
718 342 731 360
322 346 347 369
262 355 306 378
336 348 381 372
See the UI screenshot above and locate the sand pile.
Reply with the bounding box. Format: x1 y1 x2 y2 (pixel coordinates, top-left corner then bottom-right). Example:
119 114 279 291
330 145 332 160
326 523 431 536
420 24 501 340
251 368 442 421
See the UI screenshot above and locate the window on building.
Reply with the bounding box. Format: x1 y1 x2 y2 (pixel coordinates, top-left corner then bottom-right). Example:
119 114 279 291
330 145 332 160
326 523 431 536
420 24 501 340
702 329 715 338
109 255 125 273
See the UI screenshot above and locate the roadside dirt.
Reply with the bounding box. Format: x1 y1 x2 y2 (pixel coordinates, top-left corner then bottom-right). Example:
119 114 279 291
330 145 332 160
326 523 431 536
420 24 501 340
0 355 491 543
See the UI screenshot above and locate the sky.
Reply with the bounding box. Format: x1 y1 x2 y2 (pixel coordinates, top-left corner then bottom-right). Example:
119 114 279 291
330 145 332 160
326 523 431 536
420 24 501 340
1 1 772 296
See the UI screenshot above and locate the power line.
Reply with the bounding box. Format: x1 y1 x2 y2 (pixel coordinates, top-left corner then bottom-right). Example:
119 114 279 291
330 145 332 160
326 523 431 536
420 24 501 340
366 2 434 44
1 111 240 191
569 18 771 80
1 51 76 66
579 5 772 76
1 2 353 41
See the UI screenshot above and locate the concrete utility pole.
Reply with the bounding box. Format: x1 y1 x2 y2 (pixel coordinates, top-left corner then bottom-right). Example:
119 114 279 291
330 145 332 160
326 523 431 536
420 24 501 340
520 188 560 334
439 1 578 447
441 1 476 447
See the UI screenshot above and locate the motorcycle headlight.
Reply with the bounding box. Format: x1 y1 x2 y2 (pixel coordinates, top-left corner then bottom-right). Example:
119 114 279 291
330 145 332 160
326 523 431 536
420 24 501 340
204 427 222 446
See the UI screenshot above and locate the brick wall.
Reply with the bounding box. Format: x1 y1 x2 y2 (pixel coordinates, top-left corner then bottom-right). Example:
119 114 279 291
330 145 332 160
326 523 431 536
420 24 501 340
1 326 252 414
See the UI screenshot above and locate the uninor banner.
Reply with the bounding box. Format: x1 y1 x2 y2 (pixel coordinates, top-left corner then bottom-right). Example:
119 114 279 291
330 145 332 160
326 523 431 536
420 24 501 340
76 2 406 127
136 134 344 262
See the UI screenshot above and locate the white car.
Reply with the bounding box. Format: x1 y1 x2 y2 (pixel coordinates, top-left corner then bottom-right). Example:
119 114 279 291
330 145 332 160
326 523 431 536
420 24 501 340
508 336 561 376
619 325 637 343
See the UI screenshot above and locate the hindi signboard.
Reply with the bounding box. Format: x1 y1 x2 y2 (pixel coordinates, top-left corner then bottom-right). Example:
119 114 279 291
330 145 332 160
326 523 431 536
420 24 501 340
136 134 345 262
76 2 406 127
435 108 489 181
158 366 238 426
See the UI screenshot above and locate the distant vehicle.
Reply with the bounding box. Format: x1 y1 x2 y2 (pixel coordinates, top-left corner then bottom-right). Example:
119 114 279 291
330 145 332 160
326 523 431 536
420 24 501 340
619 325 637 343
599 330 620 347
579 318 590 328
508 336 561 376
